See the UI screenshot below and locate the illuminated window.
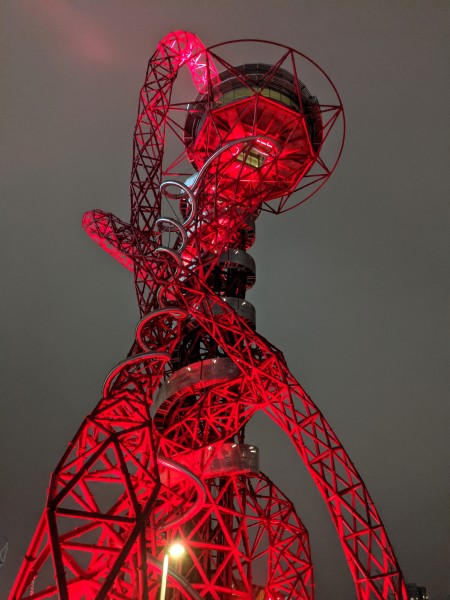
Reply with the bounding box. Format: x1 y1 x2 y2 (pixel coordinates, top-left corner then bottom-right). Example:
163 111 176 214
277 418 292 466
236 138 275 169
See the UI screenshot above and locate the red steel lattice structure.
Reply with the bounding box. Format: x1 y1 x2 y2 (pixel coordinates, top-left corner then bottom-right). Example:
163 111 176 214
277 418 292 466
9 31 407 600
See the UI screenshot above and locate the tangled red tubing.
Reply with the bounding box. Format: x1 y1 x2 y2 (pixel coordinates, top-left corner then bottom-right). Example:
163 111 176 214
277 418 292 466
9 31 407 600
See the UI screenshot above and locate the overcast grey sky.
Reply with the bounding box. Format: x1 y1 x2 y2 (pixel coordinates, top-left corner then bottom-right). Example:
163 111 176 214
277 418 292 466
1 1 449 598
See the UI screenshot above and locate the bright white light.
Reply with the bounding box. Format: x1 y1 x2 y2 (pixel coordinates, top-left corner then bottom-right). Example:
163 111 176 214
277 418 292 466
168 542 185 559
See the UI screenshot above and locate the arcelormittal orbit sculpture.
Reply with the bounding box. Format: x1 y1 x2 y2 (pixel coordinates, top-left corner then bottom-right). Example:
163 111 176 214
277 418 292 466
9 32 407 600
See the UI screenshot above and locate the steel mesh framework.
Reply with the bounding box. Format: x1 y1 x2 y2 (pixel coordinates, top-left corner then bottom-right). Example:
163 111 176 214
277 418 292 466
9 31 407 600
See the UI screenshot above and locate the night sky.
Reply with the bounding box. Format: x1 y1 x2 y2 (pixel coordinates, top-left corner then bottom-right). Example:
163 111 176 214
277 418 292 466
1 1 448 598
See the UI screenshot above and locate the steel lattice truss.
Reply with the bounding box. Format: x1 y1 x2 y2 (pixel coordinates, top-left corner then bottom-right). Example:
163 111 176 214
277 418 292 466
10 31 407 600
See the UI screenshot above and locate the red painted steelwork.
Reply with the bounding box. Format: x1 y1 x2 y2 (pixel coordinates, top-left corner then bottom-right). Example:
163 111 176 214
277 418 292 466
10 31 406 600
